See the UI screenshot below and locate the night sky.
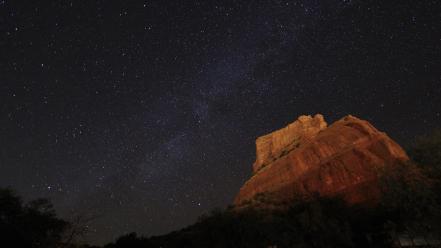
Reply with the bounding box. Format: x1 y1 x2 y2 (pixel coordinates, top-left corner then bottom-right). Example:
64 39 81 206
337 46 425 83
1 0 440 244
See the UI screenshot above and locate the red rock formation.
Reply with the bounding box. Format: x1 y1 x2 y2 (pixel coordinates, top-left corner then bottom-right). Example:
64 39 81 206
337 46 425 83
234 114 409 207
253 114 327 173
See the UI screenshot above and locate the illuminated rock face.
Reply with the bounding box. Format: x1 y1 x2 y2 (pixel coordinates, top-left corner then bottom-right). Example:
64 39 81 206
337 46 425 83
253 114 328 173
234 115 409 207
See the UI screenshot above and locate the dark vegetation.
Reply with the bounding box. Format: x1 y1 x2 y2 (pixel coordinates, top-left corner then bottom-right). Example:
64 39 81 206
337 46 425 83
0 188 69 247
1 130 441 247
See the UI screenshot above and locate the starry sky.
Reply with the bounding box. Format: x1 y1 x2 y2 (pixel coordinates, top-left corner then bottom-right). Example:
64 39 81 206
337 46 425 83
1 0 440 244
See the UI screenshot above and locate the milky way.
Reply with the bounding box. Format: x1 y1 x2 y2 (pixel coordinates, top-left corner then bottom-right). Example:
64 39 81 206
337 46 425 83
1 0 440 244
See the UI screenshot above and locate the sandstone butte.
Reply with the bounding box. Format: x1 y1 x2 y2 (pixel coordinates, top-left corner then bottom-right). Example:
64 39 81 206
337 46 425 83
234 114 410 208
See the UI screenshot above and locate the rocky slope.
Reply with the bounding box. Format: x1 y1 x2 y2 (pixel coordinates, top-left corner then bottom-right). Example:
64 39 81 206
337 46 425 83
234 114 409 207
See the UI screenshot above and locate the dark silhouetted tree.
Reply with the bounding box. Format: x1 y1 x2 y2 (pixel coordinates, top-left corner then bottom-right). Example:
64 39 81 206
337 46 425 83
0 187 70 247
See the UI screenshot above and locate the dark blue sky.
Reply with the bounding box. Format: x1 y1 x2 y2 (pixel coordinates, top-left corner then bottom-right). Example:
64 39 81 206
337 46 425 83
1 0 440 244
